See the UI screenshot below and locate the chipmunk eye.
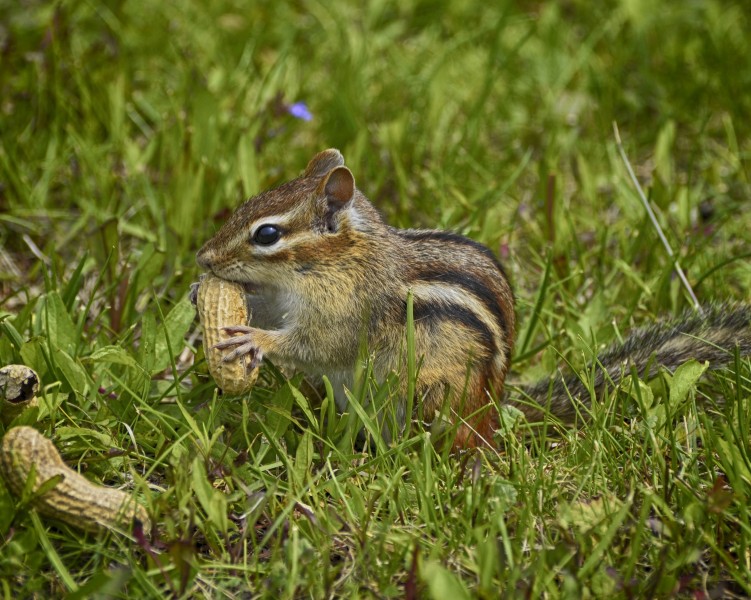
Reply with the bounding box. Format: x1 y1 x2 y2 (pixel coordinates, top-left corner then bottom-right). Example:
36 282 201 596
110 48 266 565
253 224 281 245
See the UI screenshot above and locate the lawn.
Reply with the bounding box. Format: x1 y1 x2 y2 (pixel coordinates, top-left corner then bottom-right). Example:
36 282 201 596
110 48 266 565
1 0 750 597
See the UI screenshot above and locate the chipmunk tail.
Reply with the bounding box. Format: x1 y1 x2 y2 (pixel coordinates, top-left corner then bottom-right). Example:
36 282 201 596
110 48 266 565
506 303 751 422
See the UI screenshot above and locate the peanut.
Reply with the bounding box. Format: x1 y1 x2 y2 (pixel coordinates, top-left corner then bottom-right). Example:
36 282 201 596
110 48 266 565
0 365 40 425
0 426 150 534
196 273 258 394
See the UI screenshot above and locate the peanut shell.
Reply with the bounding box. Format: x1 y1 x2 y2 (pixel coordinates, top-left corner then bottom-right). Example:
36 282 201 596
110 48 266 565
0 365 40 425
0 426 150 533
196 273 258 394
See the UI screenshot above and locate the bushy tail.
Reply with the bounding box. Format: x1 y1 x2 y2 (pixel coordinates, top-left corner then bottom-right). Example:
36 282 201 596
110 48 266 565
510 303 751 421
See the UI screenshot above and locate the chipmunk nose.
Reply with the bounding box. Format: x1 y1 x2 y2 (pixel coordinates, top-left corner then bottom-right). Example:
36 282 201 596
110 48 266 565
196 246 214 270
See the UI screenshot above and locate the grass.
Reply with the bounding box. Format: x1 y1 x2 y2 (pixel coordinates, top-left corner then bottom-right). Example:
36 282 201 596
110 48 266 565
1 0 750 597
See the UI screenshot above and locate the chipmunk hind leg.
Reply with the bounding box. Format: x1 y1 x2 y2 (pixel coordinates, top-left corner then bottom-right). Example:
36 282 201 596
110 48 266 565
414 367 498 451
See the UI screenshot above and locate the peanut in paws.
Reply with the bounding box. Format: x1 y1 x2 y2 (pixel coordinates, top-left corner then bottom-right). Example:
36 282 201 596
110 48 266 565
196 273 259 394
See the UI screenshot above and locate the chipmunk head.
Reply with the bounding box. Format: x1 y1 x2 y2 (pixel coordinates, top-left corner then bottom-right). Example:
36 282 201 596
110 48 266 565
196 149 382 287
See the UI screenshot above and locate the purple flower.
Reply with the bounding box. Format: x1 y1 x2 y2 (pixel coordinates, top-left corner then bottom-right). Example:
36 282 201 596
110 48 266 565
288 101 313 121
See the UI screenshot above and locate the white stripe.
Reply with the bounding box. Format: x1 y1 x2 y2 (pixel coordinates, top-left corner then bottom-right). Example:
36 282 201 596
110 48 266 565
409 282 503 342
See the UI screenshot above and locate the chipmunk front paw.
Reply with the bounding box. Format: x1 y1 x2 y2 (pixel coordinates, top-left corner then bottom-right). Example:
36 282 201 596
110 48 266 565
215 325 264 370
189 274 208 306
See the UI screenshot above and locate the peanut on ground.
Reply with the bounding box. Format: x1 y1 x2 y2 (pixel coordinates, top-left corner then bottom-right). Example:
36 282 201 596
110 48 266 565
0 426 150 534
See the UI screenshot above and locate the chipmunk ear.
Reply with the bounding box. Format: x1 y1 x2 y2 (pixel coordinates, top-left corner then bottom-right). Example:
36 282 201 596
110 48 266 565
320 166 355 210
316 166 355 233
304 149 345 178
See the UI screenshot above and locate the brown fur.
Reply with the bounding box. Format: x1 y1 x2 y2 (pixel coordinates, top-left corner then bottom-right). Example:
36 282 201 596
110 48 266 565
197 149 515 450
197 149 751 451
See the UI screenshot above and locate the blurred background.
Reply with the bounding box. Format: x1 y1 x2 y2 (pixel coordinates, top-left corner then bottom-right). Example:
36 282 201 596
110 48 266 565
1 0 750 347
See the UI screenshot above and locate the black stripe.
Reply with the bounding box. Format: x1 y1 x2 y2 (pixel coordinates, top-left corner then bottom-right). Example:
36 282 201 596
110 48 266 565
412 299 496 361
412 267 510 340
396 229 513 292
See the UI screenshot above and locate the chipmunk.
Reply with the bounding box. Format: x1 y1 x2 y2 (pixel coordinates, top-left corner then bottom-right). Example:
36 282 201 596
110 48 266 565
196 149 751 450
